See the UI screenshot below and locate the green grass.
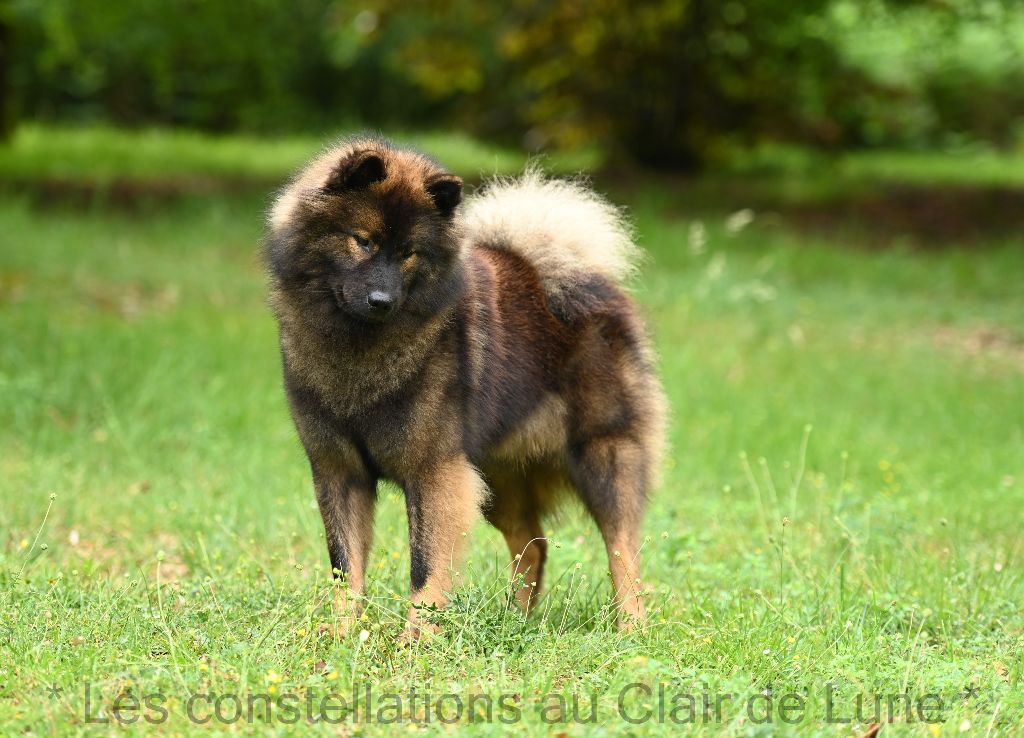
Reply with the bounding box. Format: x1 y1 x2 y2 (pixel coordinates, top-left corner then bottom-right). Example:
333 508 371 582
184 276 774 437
0 125 599 187
7 124 1024 196
1 127 1023 736
694 143 1024 213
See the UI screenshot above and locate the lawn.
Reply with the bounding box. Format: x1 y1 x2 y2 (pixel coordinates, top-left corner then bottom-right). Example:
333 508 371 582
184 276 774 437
1 127 1022 736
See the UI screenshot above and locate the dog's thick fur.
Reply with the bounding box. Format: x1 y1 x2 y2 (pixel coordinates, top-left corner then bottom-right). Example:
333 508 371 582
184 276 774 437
265 138 666 636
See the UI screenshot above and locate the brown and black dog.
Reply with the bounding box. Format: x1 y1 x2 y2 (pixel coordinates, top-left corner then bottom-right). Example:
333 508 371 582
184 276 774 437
264 138 666 638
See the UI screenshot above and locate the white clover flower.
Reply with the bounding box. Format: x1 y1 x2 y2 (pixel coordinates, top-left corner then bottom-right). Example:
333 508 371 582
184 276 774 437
726 208 754 234
688 221 707 255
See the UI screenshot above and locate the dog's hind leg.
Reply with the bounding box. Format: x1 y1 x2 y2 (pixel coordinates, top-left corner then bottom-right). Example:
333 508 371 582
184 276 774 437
568 436 649 630
482 471 547 612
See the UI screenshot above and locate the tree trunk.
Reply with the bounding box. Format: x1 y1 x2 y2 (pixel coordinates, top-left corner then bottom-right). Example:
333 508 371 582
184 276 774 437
0 12 13 140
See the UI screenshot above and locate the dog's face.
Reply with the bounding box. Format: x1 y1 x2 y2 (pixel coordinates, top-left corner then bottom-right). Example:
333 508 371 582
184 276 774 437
268 145 463 327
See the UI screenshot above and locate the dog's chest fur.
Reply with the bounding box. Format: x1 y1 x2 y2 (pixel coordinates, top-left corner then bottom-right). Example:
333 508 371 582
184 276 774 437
276 248 576 482
279 310 464 478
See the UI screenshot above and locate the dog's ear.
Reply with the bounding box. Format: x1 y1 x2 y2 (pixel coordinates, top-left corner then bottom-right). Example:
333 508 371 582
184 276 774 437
425 174 462 217
324 150 386 194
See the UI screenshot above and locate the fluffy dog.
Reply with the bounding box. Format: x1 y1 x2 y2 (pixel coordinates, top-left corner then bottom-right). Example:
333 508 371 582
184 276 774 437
265 138 666 637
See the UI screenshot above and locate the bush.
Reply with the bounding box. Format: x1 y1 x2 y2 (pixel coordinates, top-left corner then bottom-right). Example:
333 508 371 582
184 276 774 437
6 0 1023 168
8 0 345 131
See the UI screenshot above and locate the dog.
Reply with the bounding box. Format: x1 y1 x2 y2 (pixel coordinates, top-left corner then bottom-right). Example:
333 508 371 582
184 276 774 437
264 137 666 638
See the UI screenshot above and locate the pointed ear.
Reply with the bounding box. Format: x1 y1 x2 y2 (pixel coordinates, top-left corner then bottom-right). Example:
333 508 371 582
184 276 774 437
324 150 386 194
425 174 462 217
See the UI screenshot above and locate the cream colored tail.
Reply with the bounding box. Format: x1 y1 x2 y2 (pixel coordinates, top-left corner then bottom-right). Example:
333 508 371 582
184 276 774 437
461 168 641 300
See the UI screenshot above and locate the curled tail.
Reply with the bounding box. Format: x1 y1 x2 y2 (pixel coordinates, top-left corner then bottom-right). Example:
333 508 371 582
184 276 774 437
465 168 666 487
461 168 641 302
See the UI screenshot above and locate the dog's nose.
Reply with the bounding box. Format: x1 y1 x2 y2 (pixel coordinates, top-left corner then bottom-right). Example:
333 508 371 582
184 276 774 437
366 291 394 312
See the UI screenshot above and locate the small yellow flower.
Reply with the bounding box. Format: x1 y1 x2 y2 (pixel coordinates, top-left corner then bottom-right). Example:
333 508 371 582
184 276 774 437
266 670 283 684
295 628 307 637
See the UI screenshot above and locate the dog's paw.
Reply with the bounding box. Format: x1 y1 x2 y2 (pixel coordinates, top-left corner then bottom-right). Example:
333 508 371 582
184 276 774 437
316 617 356 639
397 621 440 646
617 613 646 634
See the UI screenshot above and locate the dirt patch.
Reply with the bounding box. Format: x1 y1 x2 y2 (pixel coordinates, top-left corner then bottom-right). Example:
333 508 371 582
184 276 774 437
83 281 181 321
931 325 1024 371
789 185 1024 245
620 170 1024 246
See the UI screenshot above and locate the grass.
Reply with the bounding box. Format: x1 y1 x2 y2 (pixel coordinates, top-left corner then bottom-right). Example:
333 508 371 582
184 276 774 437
725 143 1024 189
1 125 1023 736
0 125 599 187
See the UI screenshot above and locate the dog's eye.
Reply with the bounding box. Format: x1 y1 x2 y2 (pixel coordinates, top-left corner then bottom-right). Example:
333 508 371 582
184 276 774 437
344 230 372 252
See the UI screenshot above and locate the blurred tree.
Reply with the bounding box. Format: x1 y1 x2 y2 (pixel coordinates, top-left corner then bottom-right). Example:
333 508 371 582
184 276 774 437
7 0 1023 167
0 1 12 138
328 0 894 168
493 0 852 168
330 0 1024 168
831 0 1024 149
9 0 347 131
323 1 510 133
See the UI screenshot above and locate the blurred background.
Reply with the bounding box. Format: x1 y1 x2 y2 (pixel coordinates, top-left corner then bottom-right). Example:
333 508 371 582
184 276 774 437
4 0 1024 168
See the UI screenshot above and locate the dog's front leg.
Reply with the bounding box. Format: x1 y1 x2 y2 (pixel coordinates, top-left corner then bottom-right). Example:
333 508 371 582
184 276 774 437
402 455 485 640
312 459 377 636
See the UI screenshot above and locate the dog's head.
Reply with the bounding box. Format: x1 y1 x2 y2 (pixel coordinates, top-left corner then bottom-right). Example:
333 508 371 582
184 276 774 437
266 139 463 327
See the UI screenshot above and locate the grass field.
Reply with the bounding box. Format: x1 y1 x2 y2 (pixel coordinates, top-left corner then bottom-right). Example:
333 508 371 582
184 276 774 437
1 127 1023 736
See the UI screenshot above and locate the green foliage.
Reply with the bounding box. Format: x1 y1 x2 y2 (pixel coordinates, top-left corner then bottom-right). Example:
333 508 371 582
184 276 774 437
325 0 1024 167
831 0 1024 148
10 0 343 130
335 0 846 167
6 0 1024 166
